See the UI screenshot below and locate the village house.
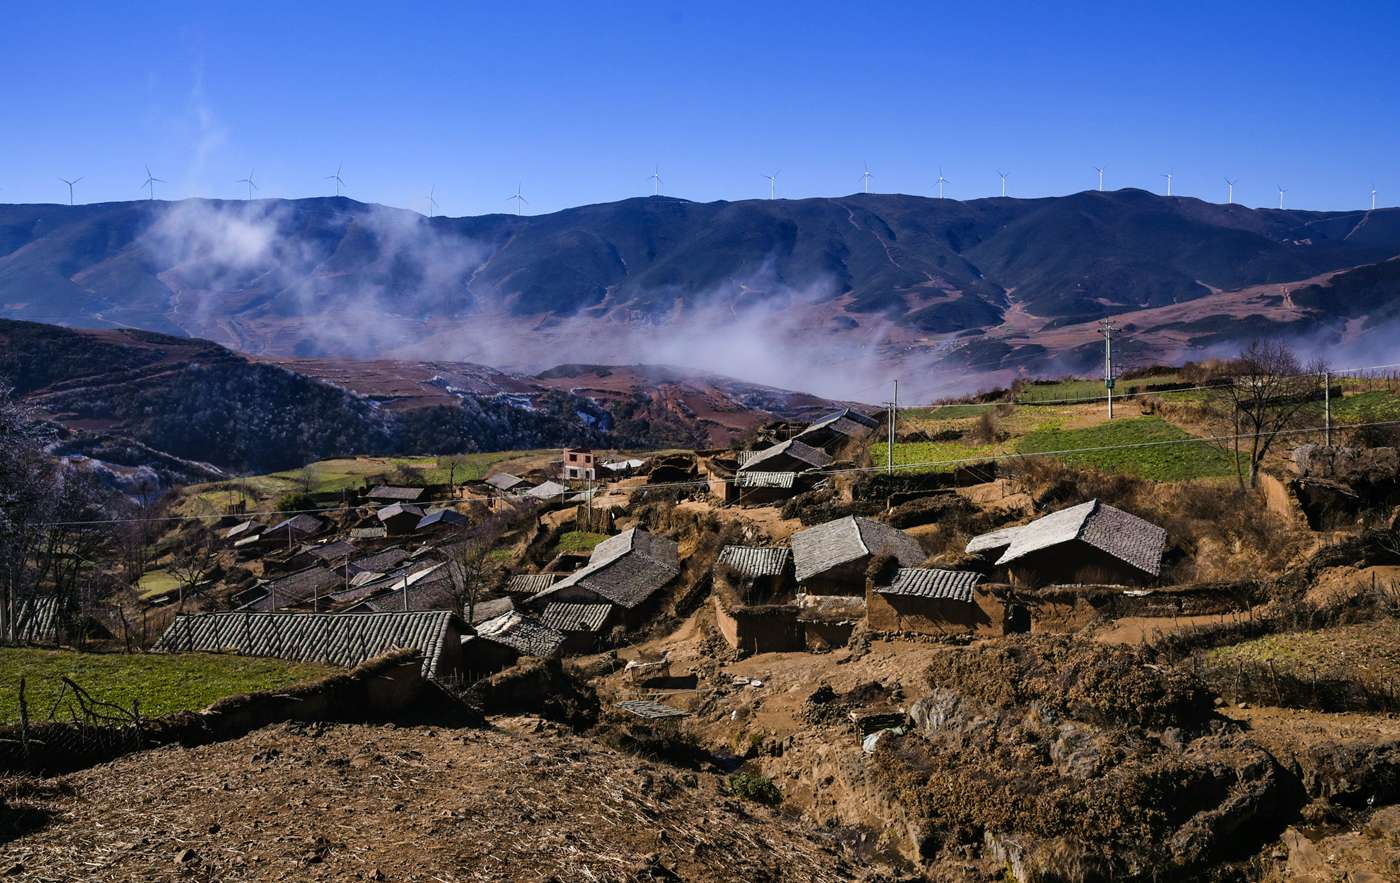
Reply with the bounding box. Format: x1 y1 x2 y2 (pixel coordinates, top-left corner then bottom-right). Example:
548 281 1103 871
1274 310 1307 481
506 572 561 600
600 457 645 478
263 513 325 548
224 519 258 542
965 499 1167 588
415 507 469 533
154 610 468 681
791 516 925 596
366 485 427 505
739 438 833 474
527 528 680 627
865 566 998 635
730 470 806 506
539 601 615 652
525 480 570 502
484 472 526 494
793 409 877 454
238 565 346 612
341 562 457 613
711 546 803 654
464 610 567 677
377 502 425 536
561 448 596 481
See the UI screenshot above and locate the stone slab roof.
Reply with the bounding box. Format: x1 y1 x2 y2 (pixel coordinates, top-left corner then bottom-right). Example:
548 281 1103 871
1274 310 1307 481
791 516 923 582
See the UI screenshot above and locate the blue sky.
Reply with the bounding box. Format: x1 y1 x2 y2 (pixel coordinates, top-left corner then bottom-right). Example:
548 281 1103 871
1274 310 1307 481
2 0 1396 214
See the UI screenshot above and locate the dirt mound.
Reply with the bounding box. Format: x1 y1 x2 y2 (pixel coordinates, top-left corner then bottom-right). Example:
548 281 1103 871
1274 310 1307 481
0 721 866 882
924 636 1215 730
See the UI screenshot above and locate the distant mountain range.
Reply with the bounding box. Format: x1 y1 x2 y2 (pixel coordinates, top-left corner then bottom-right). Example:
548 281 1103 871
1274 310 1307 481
3 190 1400 395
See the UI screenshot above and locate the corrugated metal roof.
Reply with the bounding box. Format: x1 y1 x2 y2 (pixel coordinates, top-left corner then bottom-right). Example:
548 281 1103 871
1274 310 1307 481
474 611 566 658
733 471 796 489
791 516 923 582
983 500 1166 577
534 528 679 609
876 568 982 603
485 473 525 491
506 573 561 596
716 546 791 578
153 610 461 679
539 601 613 633
739 439 832 473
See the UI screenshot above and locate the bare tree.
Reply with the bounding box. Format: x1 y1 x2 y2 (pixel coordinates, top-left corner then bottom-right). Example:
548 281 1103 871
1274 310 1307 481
1211 340 1327 490
167 524 220 612
442 516 508 623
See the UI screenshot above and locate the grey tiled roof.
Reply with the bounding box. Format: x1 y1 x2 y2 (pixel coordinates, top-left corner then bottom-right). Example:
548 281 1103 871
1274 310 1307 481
350 527 387 541
716 546 791 578
485 473 526 491
153 610 462 679
734 471 796 489
351 547 410 574
876 568 982 603
534 528 680 609
368 486 426 502
469 597 515 624
344 563 457 613
306 540 356 562
739 439 833 472
473 611 566 658
269 514 325 536
791 516 924 582
971 500 1166 577
377 502 425 524
244 567 345 612
416 508 468 530
539 601 613 633
506 573 561 596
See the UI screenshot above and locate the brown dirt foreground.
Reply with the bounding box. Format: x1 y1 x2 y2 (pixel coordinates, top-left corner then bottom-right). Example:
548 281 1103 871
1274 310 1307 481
0 719 863 883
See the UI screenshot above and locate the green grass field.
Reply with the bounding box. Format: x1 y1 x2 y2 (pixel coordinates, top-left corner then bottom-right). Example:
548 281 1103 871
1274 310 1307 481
0 649 335 724
554 531 609 555
1207 621 1400 683
869 438 1004 473
1013 373 1195 405
136 569 180 600
1015 416 1235 481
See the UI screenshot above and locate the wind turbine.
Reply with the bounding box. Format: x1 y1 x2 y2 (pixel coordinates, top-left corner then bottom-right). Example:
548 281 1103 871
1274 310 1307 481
1224 178 1236 205
508 183 528 215
1371 185 1378 211
59 176 83 206
141 165 165 200
648 165 662 196
1162 171 1173 197
997 170 1007 197
936 167 949 199
1277 185 1287 210
763 170 780 200
325 162 345 197
427 185 439 218
235 170 257 200
861 163 872 194
1094 166 1104 191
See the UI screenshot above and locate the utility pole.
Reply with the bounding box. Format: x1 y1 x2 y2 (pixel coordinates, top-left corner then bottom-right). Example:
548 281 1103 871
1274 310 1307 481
1324 370 1332 446
1098 320 1116 419
887 380 898 475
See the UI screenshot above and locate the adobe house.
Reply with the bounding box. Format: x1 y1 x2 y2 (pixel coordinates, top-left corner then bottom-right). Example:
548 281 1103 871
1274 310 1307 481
793 408 877 455
739 438 833 474
485 472 527 494
865 564 999 636
539 600 615 653
463 610 566 678
965 499 1167 589
731 471 807 506
528 528 680 628
561 448 596 481
711 546 803 655
791 516 925 596
415 507 469 533
377 502 425 536
262 513 325 549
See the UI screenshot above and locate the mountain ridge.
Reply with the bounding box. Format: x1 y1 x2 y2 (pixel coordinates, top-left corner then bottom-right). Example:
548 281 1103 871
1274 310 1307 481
3 190 1399 394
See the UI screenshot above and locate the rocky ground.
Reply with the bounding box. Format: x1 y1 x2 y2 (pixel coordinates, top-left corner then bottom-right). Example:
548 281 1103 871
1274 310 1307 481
0 719 874 882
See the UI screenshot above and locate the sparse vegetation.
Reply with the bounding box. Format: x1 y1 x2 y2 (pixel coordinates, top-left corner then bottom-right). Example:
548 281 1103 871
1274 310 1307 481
0 649 333 724
723 770 782 805
554 531 609 555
